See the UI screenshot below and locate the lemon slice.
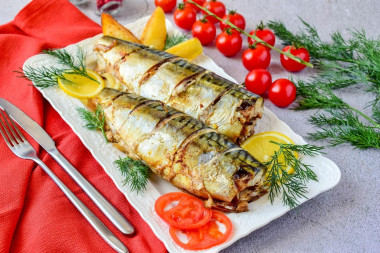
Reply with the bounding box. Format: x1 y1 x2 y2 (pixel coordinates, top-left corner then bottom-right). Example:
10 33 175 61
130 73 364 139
58 69 105 98
102 72 121 90
241 131 297 174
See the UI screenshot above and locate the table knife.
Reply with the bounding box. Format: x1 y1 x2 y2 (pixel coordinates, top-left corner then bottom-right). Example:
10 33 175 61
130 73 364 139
0 98 134 235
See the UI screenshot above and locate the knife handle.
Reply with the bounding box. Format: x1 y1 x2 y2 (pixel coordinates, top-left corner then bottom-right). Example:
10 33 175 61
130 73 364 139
33 158 128 253
49 149 135 235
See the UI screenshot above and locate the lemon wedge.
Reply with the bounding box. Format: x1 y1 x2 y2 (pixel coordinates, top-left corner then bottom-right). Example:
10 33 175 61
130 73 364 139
165 38 203 61
102 72 121 90
58 69 105 98
241 131 297 174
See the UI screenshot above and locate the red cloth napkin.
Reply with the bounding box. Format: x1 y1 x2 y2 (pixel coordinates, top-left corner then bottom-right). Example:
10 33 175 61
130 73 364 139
0 0 167 252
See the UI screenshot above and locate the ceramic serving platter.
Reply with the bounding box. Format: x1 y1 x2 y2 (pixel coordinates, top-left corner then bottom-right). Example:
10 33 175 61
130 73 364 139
23 17 341 253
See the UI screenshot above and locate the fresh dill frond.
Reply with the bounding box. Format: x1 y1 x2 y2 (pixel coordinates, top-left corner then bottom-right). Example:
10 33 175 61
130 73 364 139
269 18 380 149
43 48 98 82
308 109 380 149
114 157 150 193
76 106 108 142
264 142 322 209
295 80 346 110
15 66 64 88
18 47 97 88
164 33 189 50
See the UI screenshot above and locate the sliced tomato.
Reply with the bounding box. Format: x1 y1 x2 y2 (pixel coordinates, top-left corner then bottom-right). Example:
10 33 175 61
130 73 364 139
169 211 233 250
155 192 212 229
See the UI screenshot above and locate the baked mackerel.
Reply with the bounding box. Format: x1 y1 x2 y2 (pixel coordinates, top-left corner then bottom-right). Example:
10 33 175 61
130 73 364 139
94 36 264 144
89 88 267 212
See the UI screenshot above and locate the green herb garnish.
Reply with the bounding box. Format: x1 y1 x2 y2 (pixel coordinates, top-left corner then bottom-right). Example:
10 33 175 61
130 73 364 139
164 34 189 50
268 19 380 149
76 106 108 142
17 47 97 88
265 142 323 209
114 157 150 193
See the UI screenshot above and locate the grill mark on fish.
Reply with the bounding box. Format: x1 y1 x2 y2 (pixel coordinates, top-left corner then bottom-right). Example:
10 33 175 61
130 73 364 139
167 72 206 102
154 112 187 131
199 87 233 122
172 128 216 164
128 100 164 116
138 57 177 87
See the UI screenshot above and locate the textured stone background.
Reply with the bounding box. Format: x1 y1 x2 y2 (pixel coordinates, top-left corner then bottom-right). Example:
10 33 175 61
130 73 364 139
1 0 379 252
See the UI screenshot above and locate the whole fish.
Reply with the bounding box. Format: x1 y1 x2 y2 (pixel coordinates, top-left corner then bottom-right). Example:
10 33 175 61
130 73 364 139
94 36 264 144
89 88 267 212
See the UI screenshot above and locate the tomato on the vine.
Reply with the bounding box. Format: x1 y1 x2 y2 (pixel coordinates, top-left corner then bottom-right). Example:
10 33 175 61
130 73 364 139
155 192 212 229
202 0 226 23
220 10 246 31
169 211 233 250
174 3 197 30
245 69 272 96
242 45 271 70
280 45 310 72
154 0 177 13
216 29 242 56
248 26 276 50
268 78 297 107
192 18 216 45
184 0 205 12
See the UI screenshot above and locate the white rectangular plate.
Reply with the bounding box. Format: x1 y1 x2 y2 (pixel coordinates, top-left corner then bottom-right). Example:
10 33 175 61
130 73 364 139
23 17 341 253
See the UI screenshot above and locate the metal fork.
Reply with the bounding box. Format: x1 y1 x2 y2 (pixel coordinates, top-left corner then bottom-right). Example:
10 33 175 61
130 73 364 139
0 109 128 253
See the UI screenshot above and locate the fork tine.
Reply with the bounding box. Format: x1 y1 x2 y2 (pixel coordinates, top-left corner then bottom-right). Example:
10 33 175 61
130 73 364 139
0 110 14 147
0 110 21 145
3 109 27 142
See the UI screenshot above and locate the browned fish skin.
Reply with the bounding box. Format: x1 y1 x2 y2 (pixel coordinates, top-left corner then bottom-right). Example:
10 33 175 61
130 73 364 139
91 88 267 212
94 36 264 145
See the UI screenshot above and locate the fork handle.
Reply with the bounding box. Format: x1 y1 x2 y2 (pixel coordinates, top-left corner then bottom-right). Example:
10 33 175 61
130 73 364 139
33 158 128 253
49 149 134 234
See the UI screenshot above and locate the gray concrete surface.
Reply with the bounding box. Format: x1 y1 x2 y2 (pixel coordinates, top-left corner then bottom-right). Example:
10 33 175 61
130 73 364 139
1 0 379 252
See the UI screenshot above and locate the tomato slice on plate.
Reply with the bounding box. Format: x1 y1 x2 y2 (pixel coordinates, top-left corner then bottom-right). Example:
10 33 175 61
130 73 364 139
169 211 233 250
155 192 212 229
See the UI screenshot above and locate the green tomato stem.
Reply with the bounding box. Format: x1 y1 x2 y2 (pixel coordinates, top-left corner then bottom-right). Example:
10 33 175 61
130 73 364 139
188 0 313 68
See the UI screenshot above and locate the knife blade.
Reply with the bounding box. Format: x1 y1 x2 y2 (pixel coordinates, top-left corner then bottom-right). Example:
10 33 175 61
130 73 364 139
0 98 134 235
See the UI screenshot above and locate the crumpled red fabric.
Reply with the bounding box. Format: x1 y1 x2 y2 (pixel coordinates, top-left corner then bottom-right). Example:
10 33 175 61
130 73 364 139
0 0 166 252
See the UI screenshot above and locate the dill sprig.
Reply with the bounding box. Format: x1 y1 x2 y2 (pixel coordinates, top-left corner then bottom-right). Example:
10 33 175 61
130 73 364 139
76 106 108 142
17 47 97 88
264 142 322 209
308 109 380 149
164 33 189 50
17 66 65 88
114 157 150 193
268 18 380 149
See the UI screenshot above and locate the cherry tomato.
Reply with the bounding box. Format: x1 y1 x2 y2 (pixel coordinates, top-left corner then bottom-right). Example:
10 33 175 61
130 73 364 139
169 211 232 250
216 29 242 57
248 28 276 50
184 0 205 12
245 69 272 95
155 192 212 229
268 78 297 107
280 45 310 72
154 0 177 12
192 18 216 45
220 10 246 31
242 46 271 70
202 0 226 23
174 4 197 30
